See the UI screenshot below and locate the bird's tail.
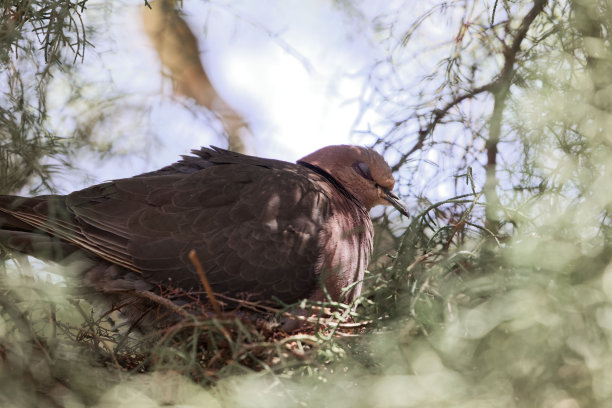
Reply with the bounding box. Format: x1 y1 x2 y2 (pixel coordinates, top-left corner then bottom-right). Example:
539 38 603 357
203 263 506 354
0 195 38 230
0 195 79 261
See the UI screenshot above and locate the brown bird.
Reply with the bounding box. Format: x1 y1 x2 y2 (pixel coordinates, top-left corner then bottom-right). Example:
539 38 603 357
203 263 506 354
0 146 407 328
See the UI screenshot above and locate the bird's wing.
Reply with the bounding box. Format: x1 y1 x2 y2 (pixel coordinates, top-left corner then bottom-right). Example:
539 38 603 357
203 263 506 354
58 159 332 303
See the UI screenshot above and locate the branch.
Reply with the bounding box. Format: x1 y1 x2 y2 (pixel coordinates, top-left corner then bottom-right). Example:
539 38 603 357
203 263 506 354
493 0 548 93
130 289 189 318
189 249 223 316
392 0 548 173
391 83 493 172
484 0 548 233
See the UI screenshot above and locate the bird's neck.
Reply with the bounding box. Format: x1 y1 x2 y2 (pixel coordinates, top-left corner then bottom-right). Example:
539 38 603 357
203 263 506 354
297 161 366 212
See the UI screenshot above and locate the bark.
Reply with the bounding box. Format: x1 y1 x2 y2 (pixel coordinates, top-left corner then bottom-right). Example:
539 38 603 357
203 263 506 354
142 0 248 152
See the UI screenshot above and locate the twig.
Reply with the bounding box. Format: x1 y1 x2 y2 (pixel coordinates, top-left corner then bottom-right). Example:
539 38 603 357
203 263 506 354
131 289 188 318
189 249 223 316
491 0 499 25
484 0 548 233
391 0 548 173
391 83 492 172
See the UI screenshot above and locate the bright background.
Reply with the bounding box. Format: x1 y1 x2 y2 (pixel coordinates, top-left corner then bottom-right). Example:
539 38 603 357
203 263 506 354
47 0 396 189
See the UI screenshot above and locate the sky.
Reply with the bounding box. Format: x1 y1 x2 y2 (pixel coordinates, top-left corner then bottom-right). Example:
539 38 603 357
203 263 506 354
46 0 390 190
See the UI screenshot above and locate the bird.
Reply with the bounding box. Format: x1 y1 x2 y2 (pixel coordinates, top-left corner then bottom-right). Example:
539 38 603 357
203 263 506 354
0 145 407 329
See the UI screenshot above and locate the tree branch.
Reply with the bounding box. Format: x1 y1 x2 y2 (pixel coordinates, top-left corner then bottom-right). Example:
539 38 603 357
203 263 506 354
391 83 493 172
484 0 548 234
392 0 548 176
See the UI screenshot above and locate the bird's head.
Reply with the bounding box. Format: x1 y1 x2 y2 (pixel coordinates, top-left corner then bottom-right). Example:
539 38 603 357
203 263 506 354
298 145 408 216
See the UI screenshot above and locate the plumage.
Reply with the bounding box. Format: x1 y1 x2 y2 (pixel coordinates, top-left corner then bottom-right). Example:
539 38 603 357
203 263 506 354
0 146 407 328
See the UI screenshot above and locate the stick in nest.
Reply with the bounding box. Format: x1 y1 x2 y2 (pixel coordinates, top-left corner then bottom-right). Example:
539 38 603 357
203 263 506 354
131 289 189 318
189 249 223 316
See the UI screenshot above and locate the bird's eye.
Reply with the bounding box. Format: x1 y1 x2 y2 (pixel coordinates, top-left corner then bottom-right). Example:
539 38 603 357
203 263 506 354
352 162 374 181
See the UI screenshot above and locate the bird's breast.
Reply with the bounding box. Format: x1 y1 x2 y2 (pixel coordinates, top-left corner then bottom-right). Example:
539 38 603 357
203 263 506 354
317 199 373 304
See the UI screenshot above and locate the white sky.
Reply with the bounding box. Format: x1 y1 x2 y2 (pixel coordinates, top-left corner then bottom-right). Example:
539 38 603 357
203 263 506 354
47 0 388 190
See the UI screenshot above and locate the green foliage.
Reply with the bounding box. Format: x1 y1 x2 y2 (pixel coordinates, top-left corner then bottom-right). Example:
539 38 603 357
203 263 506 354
0 1 92 194
0 1 154 194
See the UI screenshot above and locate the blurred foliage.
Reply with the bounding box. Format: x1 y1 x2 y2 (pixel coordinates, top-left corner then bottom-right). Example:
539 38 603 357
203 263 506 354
0 1 90 194
2 0 612 407
0 1 174 195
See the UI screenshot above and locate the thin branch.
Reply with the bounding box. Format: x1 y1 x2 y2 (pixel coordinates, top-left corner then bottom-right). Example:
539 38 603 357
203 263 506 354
392 0 548 174
391 83 493 171
484 0 548 233
189 249 223 316
131 289 189 318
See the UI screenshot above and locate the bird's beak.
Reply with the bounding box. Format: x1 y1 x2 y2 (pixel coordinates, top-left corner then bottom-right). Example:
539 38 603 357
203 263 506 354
382 188 409 217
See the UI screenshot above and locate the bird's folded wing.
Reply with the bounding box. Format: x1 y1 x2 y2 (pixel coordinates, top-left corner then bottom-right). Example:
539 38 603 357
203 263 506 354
60 162 332 302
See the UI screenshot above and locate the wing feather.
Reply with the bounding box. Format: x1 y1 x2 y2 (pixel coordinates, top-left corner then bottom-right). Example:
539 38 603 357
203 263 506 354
71 155 331 302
